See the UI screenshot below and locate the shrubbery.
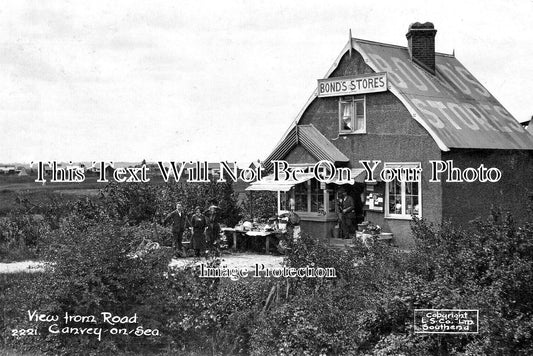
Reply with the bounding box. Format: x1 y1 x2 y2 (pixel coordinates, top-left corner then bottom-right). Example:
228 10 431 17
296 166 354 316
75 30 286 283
241 191 277 221
404 211 533 355
101 180 241 227
1 179 532 355
2 213 173 354
249 209 533 355
0 211 50 262
0 179 242 262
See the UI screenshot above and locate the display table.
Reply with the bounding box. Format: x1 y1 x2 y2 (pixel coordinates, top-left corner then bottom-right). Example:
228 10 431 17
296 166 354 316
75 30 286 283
221 227 282 253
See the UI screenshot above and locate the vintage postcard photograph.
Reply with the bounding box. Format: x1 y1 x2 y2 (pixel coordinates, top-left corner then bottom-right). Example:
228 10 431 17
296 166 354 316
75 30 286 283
1 1 532 355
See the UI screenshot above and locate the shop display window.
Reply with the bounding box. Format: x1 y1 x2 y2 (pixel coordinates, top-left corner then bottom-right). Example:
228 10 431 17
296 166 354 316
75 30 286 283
280 181 336 216
384 162 422 219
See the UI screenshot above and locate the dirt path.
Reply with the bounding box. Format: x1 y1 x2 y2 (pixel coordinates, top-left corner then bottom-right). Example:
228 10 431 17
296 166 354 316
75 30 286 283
169 252 284 269
0 261 44 273
0 253 284 274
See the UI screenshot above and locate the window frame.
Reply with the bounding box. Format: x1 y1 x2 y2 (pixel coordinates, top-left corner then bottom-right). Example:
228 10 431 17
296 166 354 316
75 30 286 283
384 162 422 220
279 180 337 220
339 95 366 134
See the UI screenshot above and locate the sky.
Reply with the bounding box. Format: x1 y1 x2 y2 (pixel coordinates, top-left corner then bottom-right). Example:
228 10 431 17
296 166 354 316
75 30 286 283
0 0 532 164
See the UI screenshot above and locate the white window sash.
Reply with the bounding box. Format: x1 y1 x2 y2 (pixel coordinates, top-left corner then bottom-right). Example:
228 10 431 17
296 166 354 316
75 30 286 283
288 180 328 214
339 97 366 133
384 162 422 219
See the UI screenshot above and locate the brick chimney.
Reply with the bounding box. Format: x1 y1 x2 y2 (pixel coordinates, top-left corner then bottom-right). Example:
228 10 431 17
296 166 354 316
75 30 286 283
406 22 437 74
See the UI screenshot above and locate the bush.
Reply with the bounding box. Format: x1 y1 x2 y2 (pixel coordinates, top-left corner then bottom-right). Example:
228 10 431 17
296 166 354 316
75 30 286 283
403 211 533 355
100 182 160 224
101 180 242 227
0 178 242 262
2 214 173 355
3 197 532 355
0 211 51 262
249 235 409 355
155 180 241 227
241 191 277 221
1 209 252 355
0 194 111 262
214 277 273 355
248 209 533 355
15 193 82 230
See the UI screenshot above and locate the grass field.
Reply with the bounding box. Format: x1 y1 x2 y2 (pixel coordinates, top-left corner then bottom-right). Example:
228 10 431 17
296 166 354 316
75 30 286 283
0 175 102 215
0 173 168 215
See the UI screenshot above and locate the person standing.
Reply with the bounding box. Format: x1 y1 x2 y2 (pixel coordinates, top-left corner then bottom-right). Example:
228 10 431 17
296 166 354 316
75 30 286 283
163 203 188 257
190 206 207 257
354 191 367 225
205 204 221 254
279 198 300 241
338 189 355 239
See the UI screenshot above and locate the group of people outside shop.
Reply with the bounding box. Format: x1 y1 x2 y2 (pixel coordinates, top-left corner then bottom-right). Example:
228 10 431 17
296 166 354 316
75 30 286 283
163 188 364 257
163 201 221 257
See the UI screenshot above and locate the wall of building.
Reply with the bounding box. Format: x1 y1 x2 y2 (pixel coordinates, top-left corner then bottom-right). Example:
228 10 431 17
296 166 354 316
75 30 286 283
284 145 317 165
289 50 444 247
441 149 533 226
300 219 338 240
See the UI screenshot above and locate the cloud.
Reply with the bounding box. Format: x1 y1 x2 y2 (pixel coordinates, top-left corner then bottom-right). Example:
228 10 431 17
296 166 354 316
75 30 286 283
0 0 532 162
0 43 67 83
97 34 157 51
20 7 75 39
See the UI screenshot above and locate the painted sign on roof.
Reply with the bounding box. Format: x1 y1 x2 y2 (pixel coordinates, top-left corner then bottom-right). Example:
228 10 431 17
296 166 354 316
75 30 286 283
353 39 533 150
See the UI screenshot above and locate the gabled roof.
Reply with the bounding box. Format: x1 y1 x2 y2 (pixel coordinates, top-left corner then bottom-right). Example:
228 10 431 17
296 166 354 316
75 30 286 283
264 124 349 171
271 37 533 152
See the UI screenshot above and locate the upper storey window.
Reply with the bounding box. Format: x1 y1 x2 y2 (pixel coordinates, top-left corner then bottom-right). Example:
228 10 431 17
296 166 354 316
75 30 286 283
339 96 366 134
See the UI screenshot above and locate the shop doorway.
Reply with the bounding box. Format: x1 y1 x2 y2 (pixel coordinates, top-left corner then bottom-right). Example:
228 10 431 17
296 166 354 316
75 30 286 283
340 182 366 224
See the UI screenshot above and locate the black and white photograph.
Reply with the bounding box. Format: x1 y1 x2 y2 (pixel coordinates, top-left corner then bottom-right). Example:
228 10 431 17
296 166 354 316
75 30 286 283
1 1 532 355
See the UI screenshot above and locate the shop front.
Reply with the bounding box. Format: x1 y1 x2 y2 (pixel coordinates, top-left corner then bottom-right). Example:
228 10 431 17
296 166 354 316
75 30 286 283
278 176 365 240
246 163 372 240
249 23 533 247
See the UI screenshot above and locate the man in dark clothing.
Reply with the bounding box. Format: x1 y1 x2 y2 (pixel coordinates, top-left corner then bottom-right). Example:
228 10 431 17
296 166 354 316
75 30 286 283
354 191 366 225
164 203 188 256
338 189 356 239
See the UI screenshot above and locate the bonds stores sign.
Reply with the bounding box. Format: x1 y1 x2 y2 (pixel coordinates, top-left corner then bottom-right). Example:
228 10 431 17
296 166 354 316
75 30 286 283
317 73 388 98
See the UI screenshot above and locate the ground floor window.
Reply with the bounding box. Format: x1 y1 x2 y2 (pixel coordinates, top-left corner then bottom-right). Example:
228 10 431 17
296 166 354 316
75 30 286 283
280 180 336 215
384 162 422 219
294 183 308 212
327 189 336 212
310 180 323 212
